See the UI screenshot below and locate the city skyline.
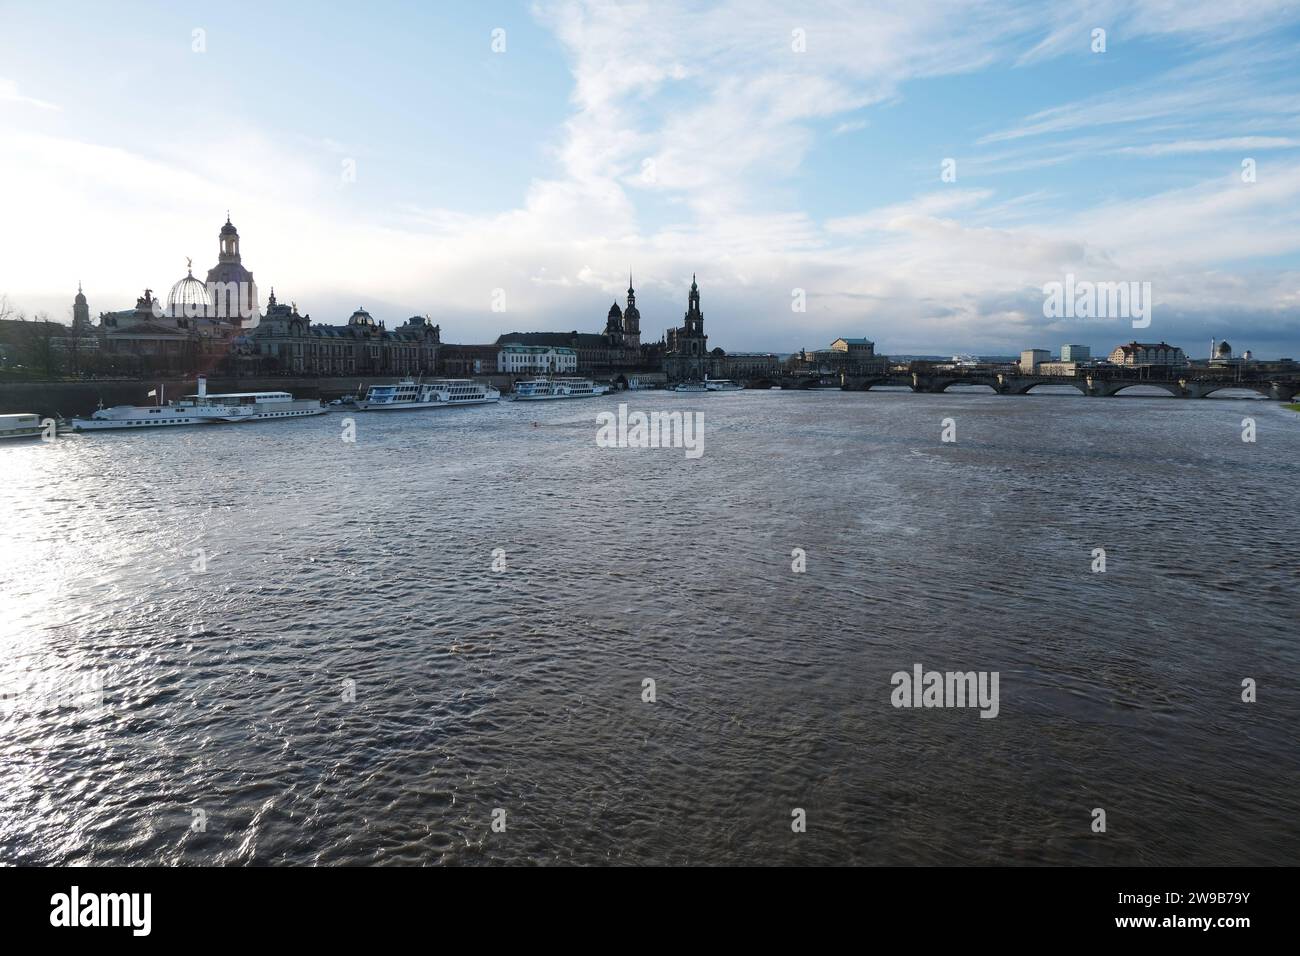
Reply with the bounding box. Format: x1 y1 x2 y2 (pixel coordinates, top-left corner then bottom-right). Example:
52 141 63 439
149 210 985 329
3 2 1300 356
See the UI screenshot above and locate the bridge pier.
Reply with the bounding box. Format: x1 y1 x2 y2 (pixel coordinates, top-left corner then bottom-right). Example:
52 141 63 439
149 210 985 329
1270 382 1300 401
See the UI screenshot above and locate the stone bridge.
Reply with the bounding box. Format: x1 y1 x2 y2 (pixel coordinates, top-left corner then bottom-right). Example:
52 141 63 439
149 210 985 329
749 368 1300 400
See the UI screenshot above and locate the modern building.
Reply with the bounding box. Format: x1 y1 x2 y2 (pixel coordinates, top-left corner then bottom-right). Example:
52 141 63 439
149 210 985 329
1107 341 1187 366
1020 349 1051 372
498 343 577 375
1061 344 1090 362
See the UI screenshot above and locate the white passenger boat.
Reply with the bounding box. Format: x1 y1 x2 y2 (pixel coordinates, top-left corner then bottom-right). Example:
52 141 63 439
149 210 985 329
511 378 609 401
355 378 499 410
673 381 708 393
0 413 47 440
69 377 326 431
704 378 743 391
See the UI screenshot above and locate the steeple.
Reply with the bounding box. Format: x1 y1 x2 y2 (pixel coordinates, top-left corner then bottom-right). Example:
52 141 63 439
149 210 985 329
72 282 90 329
685 274 702 334
622 271 641 348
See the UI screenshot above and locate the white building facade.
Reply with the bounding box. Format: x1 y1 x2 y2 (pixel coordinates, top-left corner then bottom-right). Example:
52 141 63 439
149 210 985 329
498 344 578 374
1107 341 1187 366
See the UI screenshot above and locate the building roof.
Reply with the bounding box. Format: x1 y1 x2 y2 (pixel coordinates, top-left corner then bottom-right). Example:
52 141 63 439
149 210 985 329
496 331 613 348
1114 341 1180 352
497 331 574 346
501 343 576 354
168 269 211 312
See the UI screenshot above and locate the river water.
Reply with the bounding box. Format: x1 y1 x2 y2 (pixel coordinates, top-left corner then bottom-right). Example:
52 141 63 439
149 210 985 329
1 387 1296 865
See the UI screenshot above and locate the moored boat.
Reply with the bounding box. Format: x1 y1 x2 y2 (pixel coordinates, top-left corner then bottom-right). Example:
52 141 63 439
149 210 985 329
0 413 48 441
69 377 326 431
511 378 608 401
672 381 708 393
354 378 499 410
704 378 743 391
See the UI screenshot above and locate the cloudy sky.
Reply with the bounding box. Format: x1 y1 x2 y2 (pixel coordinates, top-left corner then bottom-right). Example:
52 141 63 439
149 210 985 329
2 0 1300 357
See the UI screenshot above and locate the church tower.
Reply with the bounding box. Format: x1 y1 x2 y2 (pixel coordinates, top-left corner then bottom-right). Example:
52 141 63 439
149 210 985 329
684 273 703 336
218 213 241 263
72 282 92 331
623 273 641 348
604 300 624 342
206 212 258 325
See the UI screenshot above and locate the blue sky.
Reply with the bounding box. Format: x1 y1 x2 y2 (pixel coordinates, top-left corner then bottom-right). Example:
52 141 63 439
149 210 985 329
2 0 1300 356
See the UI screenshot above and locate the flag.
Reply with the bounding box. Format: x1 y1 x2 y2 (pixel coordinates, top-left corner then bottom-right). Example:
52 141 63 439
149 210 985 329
147 389 157 397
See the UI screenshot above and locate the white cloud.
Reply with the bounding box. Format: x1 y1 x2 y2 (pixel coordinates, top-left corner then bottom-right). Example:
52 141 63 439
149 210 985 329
0 77 59 111
1115 136 1300 156
3 1 1300 357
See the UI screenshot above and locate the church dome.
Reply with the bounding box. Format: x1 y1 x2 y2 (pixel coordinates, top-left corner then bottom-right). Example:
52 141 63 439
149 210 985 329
168 265 211 315
348 307 376 327
1217 340 1232 355
608 302 622 318
220 215 238 237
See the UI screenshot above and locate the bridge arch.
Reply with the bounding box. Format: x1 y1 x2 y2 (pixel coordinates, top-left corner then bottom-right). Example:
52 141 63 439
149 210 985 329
1106 382 1183 398
1013 380 1088 396
936 382 998 394
1193 383 1273 399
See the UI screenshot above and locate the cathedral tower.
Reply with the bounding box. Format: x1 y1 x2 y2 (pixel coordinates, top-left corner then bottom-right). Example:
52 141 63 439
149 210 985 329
205 213 258 325
72 282 92 330
623 273 641 348
604 300 624 341
684 273 703 336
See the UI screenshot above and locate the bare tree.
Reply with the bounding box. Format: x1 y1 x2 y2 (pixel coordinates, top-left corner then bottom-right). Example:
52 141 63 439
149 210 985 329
27 311 63 378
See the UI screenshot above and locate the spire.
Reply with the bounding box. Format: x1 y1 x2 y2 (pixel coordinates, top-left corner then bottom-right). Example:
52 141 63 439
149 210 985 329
628 270 634 294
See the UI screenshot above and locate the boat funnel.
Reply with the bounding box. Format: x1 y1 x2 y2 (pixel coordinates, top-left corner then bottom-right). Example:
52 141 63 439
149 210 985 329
197 376 207 398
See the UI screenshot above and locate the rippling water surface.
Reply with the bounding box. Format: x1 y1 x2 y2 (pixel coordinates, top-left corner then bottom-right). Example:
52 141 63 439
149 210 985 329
1 389 1296 865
